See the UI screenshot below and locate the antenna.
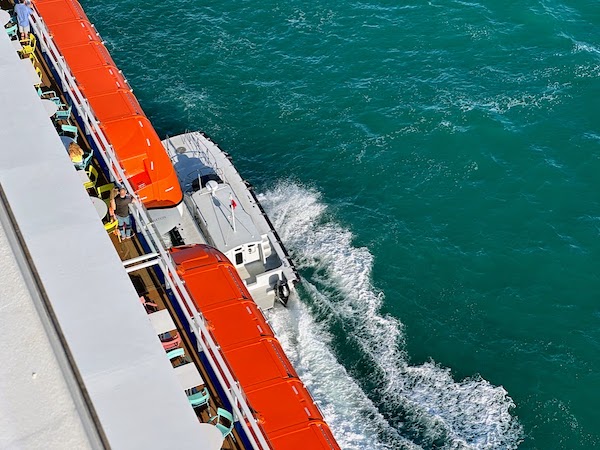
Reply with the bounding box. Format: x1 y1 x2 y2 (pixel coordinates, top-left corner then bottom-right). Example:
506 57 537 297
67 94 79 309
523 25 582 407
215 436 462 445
206 180 218 196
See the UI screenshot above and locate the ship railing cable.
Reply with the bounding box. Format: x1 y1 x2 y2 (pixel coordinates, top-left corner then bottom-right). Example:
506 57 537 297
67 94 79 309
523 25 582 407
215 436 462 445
29 11 271 450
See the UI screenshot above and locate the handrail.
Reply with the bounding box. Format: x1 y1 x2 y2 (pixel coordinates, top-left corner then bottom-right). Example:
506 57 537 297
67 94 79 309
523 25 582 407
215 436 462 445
29 10 271 450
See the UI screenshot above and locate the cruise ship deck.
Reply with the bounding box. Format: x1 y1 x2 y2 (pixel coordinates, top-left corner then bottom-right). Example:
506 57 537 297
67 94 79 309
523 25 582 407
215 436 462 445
0 8 235 450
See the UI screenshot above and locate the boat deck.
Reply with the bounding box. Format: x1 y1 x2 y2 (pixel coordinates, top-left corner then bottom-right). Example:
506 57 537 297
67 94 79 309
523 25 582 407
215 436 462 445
38 42 243 450
5 1 341 447
163 132 299 311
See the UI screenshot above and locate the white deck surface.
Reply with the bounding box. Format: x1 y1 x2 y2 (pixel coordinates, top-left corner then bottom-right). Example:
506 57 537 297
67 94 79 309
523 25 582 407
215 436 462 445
19 57 42 86
0 9 10 25
0 28 208 450
190 184 260 252
197 423 225 450
0 214 94 449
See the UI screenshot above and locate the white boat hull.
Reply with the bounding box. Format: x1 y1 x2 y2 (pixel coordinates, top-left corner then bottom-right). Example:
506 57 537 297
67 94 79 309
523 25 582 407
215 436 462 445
160 132 298 310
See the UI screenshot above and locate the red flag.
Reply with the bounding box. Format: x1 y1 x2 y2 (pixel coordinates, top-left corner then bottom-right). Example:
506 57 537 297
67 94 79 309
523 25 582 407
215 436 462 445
231 198 237 209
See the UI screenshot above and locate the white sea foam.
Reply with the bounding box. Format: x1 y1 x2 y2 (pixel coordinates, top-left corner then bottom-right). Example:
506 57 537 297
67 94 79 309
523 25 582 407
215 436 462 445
452 90 559 115
259 181 522 449
572 40 600 56
267 293 418 450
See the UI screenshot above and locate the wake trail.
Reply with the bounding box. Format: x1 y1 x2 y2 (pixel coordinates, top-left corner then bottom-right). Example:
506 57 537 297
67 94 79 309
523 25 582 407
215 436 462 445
259 180 522 450
267 294 417 450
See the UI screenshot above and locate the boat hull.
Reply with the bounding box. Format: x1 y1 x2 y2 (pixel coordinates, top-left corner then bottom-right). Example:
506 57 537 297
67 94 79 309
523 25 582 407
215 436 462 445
162 132 299 310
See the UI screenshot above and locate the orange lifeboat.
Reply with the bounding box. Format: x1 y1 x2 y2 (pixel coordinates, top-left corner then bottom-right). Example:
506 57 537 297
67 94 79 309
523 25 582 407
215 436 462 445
171 245 340 450
35 0 182 208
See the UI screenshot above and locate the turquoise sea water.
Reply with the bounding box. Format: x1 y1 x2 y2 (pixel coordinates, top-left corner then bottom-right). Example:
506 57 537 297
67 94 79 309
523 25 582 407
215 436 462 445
83 1 599 448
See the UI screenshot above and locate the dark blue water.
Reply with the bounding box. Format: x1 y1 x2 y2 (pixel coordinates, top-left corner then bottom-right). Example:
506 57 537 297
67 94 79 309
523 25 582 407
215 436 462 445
83 0 600 448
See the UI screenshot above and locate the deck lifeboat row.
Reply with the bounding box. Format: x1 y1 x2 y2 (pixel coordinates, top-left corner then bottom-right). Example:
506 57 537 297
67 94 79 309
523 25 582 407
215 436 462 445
171 245 340 450
34 1 341 448
35 0 182 209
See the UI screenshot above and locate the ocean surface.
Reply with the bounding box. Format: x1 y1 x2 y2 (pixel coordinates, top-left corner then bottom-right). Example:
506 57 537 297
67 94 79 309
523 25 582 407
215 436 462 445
83 1 599 448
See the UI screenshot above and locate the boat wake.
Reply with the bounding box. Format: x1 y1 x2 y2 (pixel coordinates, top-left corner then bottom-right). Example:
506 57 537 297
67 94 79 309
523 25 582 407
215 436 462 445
266 293 416 450
259 181 522 450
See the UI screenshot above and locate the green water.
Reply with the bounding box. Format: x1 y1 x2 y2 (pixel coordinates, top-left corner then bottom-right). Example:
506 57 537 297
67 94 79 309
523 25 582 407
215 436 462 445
83 0 600 448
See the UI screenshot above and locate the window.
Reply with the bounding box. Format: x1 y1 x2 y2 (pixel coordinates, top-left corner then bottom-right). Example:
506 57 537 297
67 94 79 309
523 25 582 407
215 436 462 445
235 252 243 265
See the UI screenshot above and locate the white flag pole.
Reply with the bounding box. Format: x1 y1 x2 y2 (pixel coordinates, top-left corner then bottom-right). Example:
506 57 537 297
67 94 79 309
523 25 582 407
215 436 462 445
230 194 237 233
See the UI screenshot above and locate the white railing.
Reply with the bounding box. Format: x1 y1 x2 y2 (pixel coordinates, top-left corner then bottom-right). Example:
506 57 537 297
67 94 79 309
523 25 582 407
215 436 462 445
29 11 271 450
164 132 225 191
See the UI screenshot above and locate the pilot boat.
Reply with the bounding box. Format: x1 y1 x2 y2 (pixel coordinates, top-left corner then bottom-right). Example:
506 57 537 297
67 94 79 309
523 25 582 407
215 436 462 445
156 131 298 310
